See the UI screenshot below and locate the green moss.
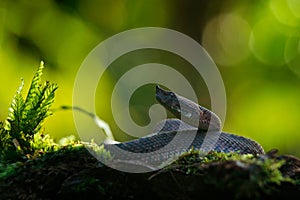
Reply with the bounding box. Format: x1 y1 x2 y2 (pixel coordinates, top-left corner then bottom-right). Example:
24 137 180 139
0 161 22 178
177 149 251 164
166 149 295 198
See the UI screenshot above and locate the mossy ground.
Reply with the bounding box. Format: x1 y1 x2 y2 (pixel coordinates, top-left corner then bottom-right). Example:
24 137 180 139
0 144 299 200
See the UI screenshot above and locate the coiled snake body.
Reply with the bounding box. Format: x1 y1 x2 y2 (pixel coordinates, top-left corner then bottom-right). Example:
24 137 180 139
104 86 264 168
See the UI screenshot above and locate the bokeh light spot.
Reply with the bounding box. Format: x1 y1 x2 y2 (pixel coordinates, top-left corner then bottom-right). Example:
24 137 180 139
202 13 251 66
249 18 288 66
287 0 300 18
270 0 300 27
285 37 300 77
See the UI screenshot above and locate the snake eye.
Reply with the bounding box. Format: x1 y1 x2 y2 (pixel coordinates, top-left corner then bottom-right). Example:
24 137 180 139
166 92 176 102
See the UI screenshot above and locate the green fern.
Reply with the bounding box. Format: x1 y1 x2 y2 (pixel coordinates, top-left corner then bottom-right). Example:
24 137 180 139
0 122 9 151
1 61 58 157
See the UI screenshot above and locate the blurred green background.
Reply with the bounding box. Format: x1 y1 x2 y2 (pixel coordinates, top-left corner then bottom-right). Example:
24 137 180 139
0 0 300 156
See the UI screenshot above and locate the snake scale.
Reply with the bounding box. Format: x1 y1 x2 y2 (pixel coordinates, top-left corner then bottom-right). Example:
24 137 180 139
103 86 264 168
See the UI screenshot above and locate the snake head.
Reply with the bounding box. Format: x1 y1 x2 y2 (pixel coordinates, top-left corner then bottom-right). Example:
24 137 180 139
155 85 222 131
155 85 181 116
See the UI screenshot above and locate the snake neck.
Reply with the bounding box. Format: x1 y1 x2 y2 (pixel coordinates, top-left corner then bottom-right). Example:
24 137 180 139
155 85 221 131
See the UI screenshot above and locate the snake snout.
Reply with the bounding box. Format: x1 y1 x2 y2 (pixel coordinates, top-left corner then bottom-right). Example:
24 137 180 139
156 85 171 100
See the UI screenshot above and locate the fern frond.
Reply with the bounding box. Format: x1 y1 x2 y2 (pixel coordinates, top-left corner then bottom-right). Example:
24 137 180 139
27 81 58 134
0 122 9 151
5 79 25 133
22 82 48 135
24 61 44 112
37 82 58 118
19 61 58 136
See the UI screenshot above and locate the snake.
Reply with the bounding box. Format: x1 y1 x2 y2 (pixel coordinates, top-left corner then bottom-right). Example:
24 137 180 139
103 86 264 169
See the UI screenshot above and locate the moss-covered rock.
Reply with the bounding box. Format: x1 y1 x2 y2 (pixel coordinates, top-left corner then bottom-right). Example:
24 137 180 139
0 145 299 200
